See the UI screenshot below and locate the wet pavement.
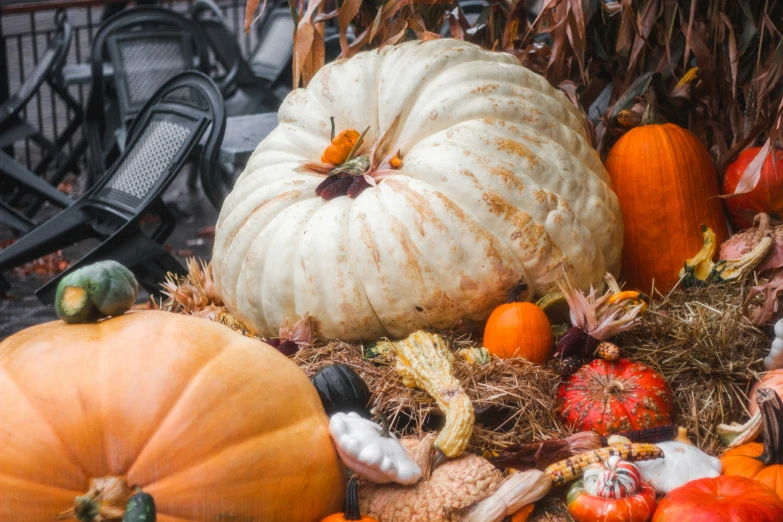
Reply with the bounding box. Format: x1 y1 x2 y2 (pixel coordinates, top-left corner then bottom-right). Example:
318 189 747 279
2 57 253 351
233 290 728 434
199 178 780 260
0 172 219 339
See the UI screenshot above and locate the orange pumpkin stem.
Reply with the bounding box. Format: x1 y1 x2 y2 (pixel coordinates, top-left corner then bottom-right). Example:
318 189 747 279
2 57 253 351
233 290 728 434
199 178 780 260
756 388 783 465
57 477 135 522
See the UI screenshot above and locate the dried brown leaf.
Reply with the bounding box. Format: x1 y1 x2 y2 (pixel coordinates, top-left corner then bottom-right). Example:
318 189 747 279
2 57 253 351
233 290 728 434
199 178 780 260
338 0 363 58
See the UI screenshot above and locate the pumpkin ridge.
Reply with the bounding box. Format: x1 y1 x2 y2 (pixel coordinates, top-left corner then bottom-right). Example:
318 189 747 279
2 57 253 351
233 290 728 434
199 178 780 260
341 197 387 337
125 341 229 479
0 361 92 482
254 199 324 333
0 470 86 499
139 414 329 493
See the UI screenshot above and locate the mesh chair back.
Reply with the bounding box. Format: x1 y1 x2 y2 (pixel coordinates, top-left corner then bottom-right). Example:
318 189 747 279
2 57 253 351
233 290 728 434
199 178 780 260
249 8 294 82
88 72 225 214
108 30 193 122
86 7 211 179
1 10 71 118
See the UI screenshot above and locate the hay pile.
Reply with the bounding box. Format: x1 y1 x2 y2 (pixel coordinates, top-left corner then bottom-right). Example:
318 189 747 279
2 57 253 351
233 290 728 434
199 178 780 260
294 337 563 453
158 261 771 457
618 283 768 454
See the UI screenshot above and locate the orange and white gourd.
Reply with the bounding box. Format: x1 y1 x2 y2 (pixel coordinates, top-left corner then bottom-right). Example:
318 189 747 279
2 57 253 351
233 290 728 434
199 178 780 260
212 39 623 340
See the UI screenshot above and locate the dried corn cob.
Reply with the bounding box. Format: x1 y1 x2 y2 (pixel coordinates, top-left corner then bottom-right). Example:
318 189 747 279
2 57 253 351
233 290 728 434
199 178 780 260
544 443 664 487
595 342 620 361
600 425 679 446
557 355 586 377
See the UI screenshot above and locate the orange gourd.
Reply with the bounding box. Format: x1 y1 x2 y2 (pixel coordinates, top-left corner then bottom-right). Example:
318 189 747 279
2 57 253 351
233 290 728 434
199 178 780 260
605 122 728 292
322 129 361 165
483 283 554 364
721 388 783 498
322 478 378 522
0 311 344 521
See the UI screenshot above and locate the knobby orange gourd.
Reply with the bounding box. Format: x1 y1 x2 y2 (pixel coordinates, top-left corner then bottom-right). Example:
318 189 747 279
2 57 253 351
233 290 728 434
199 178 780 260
0 311 344 521
720 388 783 498
605 119 728 292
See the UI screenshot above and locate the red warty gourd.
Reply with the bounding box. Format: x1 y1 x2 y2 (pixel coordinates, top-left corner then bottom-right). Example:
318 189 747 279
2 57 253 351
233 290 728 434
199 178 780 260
557 358 673 435
0 311 344 521
722 147 783 230
605 123 728 292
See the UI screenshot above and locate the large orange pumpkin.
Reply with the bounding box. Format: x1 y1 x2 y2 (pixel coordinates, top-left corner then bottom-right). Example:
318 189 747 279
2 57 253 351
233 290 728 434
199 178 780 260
605 123 728 292
720 388 783 498
0 311 344 521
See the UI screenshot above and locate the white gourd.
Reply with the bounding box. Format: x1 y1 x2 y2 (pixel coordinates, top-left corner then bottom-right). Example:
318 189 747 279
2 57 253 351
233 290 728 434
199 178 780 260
212 39 623 340
329 412 422 485
764 318 783 370
634 441 722 494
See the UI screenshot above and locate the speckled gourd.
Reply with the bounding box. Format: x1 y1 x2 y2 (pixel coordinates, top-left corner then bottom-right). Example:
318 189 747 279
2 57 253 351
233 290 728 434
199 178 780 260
212 39 623 340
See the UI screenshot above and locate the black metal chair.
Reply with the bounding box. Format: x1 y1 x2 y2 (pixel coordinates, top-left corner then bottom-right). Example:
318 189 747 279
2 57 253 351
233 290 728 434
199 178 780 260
84 7 212 181
0 10 84 194
249 6 295 96
0 151 73 234
0 72 226 301
191 0 280 114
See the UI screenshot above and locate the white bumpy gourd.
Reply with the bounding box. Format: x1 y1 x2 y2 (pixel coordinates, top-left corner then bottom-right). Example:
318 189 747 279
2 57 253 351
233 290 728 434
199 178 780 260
764 318 783 370
212 39 623 340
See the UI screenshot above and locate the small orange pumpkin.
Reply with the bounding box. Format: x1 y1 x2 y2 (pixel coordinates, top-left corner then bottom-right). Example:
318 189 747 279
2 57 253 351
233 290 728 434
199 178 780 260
322 129 361 165
322 477 378 522
483 283 554 364
721 387 783 498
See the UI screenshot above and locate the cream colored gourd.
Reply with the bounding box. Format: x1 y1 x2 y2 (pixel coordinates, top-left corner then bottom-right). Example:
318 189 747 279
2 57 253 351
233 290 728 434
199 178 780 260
212 39 623 340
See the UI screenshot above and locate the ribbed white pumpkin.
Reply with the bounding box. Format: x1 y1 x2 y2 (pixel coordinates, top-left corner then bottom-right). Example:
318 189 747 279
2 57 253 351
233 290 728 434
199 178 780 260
212 39 623 340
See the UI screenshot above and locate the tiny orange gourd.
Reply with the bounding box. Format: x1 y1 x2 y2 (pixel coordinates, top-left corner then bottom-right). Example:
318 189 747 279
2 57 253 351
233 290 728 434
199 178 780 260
322 129 361 165
322 478 378 522
483 283 554 364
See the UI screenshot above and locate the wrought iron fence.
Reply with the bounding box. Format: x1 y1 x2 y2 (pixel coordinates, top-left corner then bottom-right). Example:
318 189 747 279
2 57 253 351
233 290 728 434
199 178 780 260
1 0 257 171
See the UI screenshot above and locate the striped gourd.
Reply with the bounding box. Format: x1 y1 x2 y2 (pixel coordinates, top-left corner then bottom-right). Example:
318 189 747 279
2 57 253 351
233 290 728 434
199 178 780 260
583 455 642 499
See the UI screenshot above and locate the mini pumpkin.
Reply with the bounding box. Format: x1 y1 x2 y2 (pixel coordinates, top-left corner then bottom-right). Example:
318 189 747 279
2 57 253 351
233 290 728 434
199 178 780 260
567 457 656 522
312 364 373 418
557 359 673 435
55 260 138 323
634 432 722 494
720 388 783 497
483 282 553 364
329 412 422 485
652 476 783 522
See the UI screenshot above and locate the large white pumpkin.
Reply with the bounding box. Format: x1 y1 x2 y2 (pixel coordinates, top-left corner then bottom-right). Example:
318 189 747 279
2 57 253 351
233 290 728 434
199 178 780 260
213 39 623 341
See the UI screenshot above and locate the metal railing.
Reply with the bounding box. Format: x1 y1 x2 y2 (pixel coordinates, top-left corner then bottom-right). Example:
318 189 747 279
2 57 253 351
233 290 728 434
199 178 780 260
1 0 258 171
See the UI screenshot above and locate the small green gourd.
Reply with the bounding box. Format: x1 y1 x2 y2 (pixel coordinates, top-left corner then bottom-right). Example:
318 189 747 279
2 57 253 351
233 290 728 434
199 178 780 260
55 260 139 323
123 490 156 522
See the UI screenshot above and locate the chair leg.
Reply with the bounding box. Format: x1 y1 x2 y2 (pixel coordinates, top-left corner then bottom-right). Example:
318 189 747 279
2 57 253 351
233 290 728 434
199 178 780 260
0 199 34 234
35 229 186 304
0 206 92 274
